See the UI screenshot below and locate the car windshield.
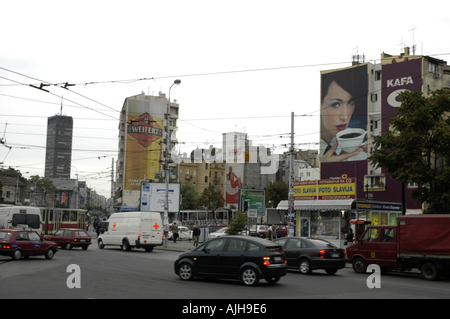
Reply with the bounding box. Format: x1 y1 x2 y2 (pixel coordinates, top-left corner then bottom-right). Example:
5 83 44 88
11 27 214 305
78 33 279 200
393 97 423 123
216 228 227 233
309 239 336 249
0 232 12 240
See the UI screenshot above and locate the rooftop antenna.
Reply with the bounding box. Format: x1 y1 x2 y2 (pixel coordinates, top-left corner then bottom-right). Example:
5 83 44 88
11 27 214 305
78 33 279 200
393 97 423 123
409 27 417 55
60 96 63 115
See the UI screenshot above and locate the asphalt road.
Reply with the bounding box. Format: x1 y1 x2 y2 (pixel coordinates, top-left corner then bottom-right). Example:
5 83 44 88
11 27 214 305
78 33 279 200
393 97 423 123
1 240 450 300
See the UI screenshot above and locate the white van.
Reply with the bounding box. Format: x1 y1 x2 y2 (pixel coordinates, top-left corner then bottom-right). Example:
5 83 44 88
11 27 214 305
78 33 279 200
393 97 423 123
0 206 42 233
97 212 163 252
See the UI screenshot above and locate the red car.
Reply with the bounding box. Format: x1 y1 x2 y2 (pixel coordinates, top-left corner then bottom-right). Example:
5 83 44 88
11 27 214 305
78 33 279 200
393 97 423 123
44 228 91 250
0 229 58 260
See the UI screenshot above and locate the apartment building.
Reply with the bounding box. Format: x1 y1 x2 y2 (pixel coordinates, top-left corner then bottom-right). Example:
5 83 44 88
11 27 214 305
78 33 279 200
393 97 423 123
115 92 179 207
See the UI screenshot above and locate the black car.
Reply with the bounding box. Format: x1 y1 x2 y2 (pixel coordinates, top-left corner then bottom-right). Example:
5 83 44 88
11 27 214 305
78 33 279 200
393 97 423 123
274 237 346 275
174 235 288 286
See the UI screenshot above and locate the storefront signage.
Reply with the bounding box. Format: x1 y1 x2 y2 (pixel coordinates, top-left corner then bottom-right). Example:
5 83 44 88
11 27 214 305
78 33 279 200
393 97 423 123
294 178 356 200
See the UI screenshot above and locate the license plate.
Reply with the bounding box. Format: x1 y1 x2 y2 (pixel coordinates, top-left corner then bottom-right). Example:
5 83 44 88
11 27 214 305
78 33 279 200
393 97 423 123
80 239 85 242
274 256 282 262
331 253 340 258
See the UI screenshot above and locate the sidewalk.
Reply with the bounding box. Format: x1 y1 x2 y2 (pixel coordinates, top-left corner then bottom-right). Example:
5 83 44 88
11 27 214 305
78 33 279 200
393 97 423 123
155 238 200 252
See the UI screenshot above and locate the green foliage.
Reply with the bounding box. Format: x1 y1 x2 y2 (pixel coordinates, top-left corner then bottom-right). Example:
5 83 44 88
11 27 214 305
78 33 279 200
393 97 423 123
196 185 224 210
226 210 247 235
180 182 199 210
369 89 450 214
265 180 289 208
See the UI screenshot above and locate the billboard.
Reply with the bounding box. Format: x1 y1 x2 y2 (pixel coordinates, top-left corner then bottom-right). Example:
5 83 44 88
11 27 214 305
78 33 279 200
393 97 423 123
125 99 165 191
140 182 180 213
320 64 369 181
239 189 265 215
381 58 422 133
224 132 246 205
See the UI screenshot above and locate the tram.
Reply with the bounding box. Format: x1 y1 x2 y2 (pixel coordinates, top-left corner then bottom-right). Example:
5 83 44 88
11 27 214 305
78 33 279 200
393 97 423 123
39 207 88 235
178 209 236 227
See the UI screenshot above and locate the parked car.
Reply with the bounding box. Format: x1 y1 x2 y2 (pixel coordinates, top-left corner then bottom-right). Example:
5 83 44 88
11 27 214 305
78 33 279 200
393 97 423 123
44 228 91 250
0 229 58 260
208 227 228 239
249 225 269 237
258 225 288 238
175 235 287 286
274 237 346 275
168 225 193 241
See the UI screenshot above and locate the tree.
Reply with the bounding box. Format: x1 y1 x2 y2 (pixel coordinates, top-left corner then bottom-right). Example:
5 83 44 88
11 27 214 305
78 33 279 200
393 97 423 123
226 210 247 235
180 182 199 210
265 181 289 208
196 185 224 210
369 89 450 214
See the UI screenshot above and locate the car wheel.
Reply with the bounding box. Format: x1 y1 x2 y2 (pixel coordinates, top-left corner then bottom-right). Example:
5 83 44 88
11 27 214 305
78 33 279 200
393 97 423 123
352 257 368 274
12 249 22 260
65 242 72 250
299 259 312 275
45 248 55 260
178 263 194 281
145 247 154 252
265 277 280 284
421 262 439 281
82 246 88 251
98 239 105 249
122 239 131 251
241 267 260 286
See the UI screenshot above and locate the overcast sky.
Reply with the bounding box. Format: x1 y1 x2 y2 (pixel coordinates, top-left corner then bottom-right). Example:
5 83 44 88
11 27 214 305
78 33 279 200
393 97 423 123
1 0 449 197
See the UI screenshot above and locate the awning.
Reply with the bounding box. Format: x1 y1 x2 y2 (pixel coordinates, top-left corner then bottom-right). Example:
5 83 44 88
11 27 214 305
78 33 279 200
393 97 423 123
277 199 354 211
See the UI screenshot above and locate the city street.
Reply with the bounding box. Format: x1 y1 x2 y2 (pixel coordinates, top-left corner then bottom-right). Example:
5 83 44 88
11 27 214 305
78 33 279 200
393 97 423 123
1 234 449 300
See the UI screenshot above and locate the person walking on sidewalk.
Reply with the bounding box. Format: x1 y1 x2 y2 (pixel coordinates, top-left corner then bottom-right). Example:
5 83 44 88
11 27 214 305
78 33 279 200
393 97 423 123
171 222 179 243
192 225 201 247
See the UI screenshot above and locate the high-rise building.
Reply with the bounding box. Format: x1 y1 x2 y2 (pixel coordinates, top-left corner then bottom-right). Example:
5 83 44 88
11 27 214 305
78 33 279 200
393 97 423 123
44 115 73 179
115 92 179 207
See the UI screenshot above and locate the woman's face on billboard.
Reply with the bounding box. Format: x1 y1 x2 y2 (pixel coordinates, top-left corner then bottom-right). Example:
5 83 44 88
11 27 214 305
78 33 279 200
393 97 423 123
321 81 355 144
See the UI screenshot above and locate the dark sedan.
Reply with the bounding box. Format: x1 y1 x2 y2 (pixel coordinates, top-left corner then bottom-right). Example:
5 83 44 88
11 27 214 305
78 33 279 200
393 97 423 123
174 235 288 286
274 237 346 275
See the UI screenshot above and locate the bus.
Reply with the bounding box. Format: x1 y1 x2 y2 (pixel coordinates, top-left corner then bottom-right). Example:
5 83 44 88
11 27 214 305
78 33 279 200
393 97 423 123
39 207 88 235
178 209 236 227
0 206 42 233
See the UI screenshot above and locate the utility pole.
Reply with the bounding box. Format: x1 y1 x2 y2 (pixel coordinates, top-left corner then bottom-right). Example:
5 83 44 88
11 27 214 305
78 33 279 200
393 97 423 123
288 112 295 234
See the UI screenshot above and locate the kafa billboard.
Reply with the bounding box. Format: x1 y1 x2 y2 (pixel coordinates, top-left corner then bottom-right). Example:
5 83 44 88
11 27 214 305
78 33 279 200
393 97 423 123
381 58 422 133
320 64 368 180
125 99 165 191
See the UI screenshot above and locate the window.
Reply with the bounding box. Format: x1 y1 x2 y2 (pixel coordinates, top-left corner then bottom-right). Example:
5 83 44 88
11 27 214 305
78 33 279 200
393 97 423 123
247 242 261 252
362 228 379 242
16 232 29 241
428 62 437 73
226 238 247 252
28 232 41 241
375 70 381 81
204 238 227 252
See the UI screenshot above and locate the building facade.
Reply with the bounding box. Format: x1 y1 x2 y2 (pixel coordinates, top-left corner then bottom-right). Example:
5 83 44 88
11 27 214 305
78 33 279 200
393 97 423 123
115 92 179 208
44 115 73 179
278 48 450 246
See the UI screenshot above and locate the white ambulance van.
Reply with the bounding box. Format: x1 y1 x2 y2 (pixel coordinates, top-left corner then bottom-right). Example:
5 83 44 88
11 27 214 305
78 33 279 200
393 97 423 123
0 206 42 233
97 212 163 252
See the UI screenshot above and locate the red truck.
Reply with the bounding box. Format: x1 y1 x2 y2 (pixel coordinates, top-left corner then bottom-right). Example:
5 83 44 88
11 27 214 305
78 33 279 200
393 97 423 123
346 215 450 281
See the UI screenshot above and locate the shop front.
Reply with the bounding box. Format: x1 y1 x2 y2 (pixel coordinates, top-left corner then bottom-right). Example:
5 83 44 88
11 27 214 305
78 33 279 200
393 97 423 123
276 199 403 248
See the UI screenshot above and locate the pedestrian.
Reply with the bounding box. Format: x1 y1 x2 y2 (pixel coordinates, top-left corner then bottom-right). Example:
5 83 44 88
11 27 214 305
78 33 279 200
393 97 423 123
266 225 275 241
346 228 354 245
192 225 201 247
171 222 179 243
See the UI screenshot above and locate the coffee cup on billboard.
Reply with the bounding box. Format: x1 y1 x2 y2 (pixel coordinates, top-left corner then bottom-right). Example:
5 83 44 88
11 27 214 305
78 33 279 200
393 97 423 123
336 128 367 153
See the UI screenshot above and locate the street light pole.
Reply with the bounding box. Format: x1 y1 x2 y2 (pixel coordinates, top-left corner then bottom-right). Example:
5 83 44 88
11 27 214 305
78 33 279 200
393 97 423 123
164 79 181 246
